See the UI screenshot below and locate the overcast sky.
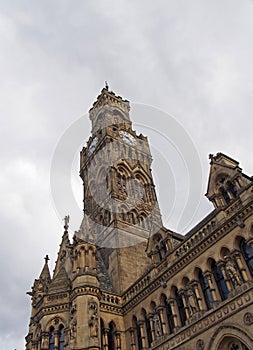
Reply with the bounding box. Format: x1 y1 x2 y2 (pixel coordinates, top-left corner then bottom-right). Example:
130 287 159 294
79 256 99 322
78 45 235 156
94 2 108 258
1 1 253 349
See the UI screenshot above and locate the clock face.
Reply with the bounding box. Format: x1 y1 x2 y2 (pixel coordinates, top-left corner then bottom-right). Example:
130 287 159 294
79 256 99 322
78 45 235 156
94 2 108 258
119 131 136 146
88 137 98 156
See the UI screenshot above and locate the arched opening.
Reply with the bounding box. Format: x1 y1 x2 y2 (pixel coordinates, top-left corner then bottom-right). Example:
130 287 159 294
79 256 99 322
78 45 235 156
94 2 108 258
174 287 186 327
49 326 55 350
240 239 253 276
108 321 116 350
198 269 213 310
132 316 142 350
211 260 229 301
142 308 152 347
161 294 174 334
58 325 64 350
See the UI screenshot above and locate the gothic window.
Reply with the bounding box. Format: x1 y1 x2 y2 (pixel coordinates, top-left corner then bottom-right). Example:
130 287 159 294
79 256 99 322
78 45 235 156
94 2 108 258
211 261 229 301
108 321 116 350
49 326 55 350
198 271 213 310
100 319 105 349
132 316 142 350
161 295 174 334
175 288 186 327
227 180 238 198
145 313 152 347
220 186 230 205
241 239 253 276
58 325 64 350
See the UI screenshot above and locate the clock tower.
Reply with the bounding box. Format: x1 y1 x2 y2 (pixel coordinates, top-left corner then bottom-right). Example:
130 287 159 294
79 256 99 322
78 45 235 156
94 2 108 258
79 86 167 292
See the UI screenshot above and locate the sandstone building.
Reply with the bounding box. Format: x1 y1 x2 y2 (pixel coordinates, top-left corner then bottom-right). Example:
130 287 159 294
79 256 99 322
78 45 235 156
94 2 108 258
25 88 253 350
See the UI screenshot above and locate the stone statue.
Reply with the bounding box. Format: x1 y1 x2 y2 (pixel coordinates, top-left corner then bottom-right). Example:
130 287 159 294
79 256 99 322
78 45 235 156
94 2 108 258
186 287 199 316
225 258 242 287
70 318 77 339
88 301 99 337
153 314 162 338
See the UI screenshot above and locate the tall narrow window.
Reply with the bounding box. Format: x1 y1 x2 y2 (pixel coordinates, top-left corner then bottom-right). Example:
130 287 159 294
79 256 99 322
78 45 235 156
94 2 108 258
220 187 230 205
108 321 115 350
241 239 253 276
58 325 64 350
49 327 55 350
165 300 174 333
175 288 186 326
144 313 152 347
133 316 142 350
212 261 229 301
198 271 213 309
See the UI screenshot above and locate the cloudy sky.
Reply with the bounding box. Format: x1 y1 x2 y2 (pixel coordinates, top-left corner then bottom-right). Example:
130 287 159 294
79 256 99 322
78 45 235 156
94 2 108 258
1 0 253 348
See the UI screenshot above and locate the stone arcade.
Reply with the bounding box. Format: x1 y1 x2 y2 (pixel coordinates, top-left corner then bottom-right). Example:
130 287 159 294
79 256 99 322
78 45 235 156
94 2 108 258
25 88 253 350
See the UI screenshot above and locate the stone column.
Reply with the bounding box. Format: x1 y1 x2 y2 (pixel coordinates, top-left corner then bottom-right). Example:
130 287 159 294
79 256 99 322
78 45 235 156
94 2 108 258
148 314 155 342
138 320 147 349
157 306 167 334
54 330 59 350
218 261 233 292
129 327 136 350
179 289 190 320
40 332 49 350
191 280 205 310
203 271 219 304
103 327 109 350
115 331 121 350
232 250 250 282
168 298 179 329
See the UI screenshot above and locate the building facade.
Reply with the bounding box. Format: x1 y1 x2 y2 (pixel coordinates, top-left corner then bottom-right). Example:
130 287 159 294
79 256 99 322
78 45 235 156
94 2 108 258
26 88 253 350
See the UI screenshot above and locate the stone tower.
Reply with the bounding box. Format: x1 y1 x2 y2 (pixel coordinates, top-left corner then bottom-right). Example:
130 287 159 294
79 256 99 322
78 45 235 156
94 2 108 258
78 87 171 293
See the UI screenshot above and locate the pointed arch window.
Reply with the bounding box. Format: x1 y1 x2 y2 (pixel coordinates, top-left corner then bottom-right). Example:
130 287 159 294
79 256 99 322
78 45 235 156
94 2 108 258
58 325 64 350
211 261 229 301
162 296 174 334
144 313 152 347
241 239 253 276
198 271 213 309
108 321 115 350
49 327 55 350
132 316 142 350
175 288 186 327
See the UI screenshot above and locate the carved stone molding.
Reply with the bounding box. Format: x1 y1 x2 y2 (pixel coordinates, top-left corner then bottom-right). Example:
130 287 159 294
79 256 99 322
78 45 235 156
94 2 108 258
243 312 253 325
196 339 205 350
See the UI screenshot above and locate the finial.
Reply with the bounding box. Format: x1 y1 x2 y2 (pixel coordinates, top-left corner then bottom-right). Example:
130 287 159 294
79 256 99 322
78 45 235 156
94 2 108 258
44 255 50 264
64 215 70 231
105 81 109 90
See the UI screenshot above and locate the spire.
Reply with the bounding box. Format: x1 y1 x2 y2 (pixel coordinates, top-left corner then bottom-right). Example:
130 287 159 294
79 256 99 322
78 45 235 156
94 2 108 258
53 215 71 278
39 255 51 282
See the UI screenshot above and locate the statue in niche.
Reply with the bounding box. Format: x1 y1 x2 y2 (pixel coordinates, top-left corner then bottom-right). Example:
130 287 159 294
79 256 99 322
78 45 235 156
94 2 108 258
153 313 162 338
186 287 199 316
88 300 99 338
69 317 77 339
225 258 242 287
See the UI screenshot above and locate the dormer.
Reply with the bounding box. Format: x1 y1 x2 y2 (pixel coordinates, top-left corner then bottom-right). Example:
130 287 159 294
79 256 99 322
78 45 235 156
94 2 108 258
206 152 251 208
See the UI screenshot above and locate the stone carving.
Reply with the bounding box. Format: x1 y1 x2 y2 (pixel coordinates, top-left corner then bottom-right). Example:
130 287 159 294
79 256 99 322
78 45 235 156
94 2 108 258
196 339 205 350
69 318 77 339
88 300 99 337
243 312 253 325
186 287 199 316
153 313 162 338
225 258 242 287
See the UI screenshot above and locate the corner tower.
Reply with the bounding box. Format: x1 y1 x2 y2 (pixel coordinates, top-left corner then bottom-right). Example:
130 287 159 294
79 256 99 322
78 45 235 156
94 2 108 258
79 86 168 292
